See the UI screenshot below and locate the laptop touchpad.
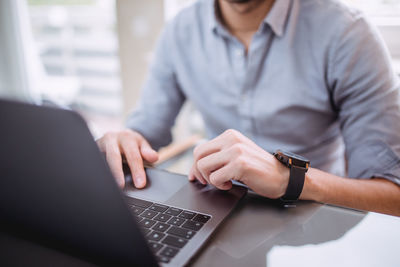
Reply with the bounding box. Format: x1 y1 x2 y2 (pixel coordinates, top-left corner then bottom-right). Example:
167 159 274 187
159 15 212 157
124 168 188 203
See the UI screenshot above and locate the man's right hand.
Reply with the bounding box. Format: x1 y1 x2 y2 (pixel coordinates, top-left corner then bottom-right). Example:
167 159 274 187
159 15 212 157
96 129 159 189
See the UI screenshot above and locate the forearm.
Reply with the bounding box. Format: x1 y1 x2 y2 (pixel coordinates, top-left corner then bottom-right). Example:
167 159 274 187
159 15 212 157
301 168 400 216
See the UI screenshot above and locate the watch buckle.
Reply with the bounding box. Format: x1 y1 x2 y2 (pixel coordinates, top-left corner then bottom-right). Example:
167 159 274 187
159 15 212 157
282 203 297 208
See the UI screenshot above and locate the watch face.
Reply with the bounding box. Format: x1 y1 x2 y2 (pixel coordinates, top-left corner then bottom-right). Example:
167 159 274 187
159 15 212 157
280 150 309 162
275 150 310 167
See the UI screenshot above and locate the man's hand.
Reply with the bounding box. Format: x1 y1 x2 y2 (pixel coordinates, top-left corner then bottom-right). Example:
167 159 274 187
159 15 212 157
96 129 158 188
189 129 290 199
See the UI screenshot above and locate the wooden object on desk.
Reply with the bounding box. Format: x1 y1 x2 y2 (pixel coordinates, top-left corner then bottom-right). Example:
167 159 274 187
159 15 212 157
155 134 203 165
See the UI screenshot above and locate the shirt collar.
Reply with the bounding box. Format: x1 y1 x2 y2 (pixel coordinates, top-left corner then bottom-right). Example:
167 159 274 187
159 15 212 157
264 0 291 37
208 0 291 37
207 0 222 34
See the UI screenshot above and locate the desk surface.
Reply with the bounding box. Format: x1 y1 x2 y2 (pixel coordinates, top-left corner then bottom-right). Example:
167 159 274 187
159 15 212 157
159 150 400 267
2 150 399 267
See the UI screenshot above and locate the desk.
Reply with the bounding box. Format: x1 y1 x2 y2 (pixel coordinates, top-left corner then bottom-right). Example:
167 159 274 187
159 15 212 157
158 150 400 267
2 151 399 267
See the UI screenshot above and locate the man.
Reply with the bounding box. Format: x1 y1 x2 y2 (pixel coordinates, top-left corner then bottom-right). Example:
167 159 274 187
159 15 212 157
97 0 400 216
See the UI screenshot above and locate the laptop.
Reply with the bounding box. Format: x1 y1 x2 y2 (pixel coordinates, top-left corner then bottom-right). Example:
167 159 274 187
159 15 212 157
0 99 247 266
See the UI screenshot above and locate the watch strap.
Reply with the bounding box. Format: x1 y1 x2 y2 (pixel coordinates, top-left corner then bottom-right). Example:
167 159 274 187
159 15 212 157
280 165 306 202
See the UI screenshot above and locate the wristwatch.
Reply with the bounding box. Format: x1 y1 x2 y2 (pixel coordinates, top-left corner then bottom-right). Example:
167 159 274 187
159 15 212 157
273 150 310 207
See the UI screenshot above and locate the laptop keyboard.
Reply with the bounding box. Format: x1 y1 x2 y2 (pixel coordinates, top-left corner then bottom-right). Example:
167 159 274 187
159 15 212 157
125 197 211 264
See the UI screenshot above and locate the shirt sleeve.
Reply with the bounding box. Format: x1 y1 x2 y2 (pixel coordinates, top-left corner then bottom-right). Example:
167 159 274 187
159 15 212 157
328 11 400 185
126 23 185 150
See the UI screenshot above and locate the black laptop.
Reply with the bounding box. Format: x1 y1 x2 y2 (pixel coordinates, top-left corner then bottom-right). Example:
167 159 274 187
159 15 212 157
0 99 247 266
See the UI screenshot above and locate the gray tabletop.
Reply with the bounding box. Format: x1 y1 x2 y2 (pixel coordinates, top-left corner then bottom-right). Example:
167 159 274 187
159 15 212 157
2 149 398 267
159 150 400 267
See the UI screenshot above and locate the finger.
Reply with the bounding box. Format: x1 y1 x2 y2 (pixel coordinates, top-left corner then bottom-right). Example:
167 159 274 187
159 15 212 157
192 134 227 161
188 167 196 181
104 140 125 188
209 164 234 190
196 150 230 181
139 138 159 163
194 129 246 159
191 163 207 184
120 139 146 189
219 181 233 190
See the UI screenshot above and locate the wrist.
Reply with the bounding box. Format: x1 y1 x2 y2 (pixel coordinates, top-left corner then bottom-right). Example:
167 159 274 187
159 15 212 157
300 168 322 202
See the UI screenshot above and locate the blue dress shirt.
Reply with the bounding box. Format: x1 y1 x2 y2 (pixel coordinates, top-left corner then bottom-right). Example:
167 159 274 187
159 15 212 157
127 0 400 185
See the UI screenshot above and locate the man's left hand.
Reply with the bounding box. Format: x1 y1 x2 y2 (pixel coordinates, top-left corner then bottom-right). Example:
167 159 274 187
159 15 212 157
189 129 290 199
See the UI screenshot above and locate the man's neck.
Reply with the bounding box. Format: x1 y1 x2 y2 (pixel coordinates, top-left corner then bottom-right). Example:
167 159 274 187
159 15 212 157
217 0 275 50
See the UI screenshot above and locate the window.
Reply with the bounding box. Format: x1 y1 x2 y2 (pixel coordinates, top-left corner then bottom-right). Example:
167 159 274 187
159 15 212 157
343 0 400 18
28 0 122 116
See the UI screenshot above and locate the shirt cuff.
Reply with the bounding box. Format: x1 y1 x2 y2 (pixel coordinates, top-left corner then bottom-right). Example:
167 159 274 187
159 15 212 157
347 140 400 186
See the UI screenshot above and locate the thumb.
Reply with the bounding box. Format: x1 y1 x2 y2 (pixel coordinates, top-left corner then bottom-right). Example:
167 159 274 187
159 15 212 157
140 140 159 163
